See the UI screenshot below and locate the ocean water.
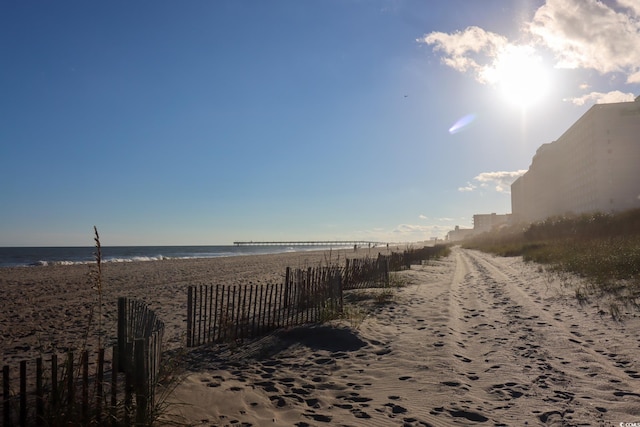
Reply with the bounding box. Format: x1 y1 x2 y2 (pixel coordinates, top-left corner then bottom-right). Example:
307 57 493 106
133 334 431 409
0 245 342 268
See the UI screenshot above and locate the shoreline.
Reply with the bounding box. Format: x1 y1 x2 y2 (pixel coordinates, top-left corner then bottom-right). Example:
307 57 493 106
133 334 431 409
0 242 400 268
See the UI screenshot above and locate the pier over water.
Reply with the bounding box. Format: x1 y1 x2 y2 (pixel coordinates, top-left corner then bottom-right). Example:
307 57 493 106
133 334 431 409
233 240 385 247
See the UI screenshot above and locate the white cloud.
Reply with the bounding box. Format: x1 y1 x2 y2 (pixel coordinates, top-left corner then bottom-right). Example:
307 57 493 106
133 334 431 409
458 182 476 192
420 0 640 101
418 26 508 84
460 170 527 194
528 0 640 82
617 0 640 17
393 224 431 233
356 222 454 241
418 214 428 220
565 90 637 105
629 71 640 83
392 223 450 239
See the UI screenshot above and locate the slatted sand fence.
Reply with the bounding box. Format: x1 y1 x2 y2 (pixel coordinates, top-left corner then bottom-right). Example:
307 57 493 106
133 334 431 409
2 297 165 426
385 250 409 272
117 297 165 423
2 349 108 426
186 245 452 348
187 266 343 347
342 255 390 290
401 244 450 266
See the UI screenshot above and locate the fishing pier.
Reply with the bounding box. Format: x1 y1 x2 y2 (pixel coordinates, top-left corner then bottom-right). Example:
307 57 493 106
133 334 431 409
233 240 385 248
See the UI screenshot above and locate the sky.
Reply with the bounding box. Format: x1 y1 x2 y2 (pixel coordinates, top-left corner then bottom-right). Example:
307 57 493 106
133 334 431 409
1 0 639 246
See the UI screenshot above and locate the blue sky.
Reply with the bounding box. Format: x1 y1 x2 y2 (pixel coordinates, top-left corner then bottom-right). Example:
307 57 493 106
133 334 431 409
1 0 639 246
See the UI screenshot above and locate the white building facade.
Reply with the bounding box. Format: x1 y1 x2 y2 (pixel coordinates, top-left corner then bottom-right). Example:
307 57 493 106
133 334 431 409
512 96 640 223
473 213 513 234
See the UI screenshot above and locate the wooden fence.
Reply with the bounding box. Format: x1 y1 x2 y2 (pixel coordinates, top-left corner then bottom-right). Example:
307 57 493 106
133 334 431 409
186 244 451 348
117 297 165 422
401 245 448 266
2 347 129 426
187 266 342 347
1 298 164 426
342 256 389 290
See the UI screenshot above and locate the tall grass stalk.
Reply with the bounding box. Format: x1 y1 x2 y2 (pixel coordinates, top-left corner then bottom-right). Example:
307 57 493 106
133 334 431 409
93 226 104 349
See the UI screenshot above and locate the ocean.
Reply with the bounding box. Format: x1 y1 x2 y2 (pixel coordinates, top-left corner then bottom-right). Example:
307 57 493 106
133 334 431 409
0 245 342 268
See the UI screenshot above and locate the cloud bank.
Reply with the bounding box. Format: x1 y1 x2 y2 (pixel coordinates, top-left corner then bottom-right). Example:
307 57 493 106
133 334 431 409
565 90 637 105
459 170 527 194
419 0 640 103
357 216 459 241
529 0 640 82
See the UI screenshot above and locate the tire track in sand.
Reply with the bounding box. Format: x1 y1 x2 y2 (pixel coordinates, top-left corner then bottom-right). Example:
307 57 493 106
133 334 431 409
430 247 640 426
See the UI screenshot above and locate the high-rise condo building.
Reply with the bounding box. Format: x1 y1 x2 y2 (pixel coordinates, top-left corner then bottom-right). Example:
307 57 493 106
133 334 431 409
511 96 640 223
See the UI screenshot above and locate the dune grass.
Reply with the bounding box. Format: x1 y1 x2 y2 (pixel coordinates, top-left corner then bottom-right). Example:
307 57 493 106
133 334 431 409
462 209 640 318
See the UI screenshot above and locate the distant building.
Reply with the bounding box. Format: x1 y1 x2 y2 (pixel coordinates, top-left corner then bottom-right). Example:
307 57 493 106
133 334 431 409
446 225 474 242
512 96 640 223
446 213 513 242
473 213 513 234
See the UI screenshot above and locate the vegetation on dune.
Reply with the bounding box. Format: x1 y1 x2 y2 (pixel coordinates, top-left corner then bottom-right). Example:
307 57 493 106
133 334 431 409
462 209 640 319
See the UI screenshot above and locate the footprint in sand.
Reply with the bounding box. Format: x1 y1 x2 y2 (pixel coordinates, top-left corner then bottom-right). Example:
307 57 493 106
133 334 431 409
466 372 480 381
454 353 472 363
624 369 640 379
384 402 408 414
303 412 332 422
449 409 489 423
351 408 371 418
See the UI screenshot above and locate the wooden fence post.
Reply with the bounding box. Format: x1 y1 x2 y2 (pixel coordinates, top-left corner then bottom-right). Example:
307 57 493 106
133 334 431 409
284 267 290 307
3 365 10 427
198 286 204 347
67 352 74 416
82 351 89 424
134 338 148 425
111 346 118 427
96 348 104 425
257 285 264 335
117 297 127 371
124 365 132 426
344 259 350 289
207 285 214 343
51 355 58 412
203 285 209 345
187 287 193 347
213 285 220 343
234 286 243 340
20 361 26 426
36 358 43 426
384 257 390 287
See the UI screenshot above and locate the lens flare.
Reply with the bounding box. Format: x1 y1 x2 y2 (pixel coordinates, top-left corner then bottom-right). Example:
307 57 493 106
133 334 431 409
448 113 476 134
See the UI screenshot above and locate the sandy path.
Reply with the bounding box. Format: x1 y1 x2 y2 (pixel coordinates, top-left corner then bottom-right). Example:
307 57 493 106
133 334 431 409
165 247 640 426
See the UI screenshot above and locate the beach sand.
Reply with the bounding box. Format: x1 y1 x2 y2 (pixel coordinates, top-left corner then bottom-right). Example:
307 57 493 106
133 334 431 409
3 246 640 425
0 245 389 366
163 247 640 426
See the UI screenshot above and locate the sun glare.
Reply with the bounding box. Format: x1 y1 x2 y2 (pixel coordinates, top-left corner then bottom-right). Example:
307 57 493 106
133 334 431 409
486 45 550 108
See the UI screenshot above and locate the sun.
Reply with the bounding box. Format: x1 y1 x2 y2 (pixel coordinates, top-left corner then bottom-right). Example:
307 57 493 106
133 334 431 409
485 45 551 108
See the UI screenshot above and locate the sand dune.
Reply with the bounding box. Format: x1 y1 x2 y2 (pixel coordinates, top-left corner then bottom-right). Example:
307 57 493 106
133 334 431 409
164 247 640 426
